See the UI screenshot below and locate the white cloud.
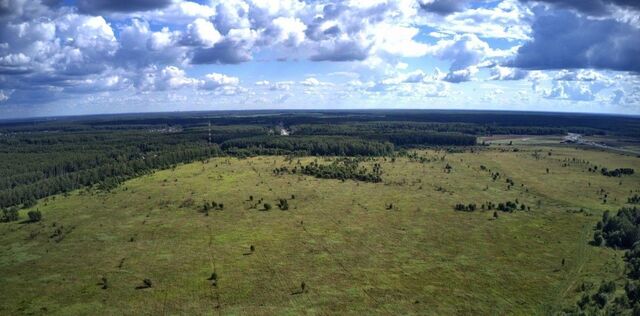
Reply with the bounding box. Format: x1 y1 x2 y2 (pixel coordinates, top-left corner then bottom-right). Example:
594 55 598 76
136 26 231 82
443 66 478 83
183 18 222 47
200 73 240 90
419 0 533 40
490 66 529 80
543 81 596 101
0 90 11 102
136 65 199 91
300 77 332 86
270 81 293 91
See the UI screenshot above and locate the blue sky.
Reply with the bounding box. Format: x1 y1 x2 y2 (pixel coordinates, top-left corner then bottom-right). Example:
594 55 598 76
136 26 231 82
0 0 639 118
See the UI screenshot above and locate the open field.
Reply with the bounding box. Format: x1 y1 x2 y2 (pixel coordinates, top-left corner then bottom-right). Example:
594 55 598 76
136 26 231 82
1 144 638 315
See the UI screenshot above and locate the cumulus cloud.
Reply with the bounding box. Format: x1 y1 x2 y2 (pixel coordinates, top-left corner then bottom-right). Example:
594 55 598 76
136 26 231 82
512 7 640 72
428 33 509 82
520 0 640 16
0 0 638 115
543 81 596 101
199 73 240 90
301 77 332 86
419 0 468 15
490 66 529 80
419 0 533 40
136 65 198 91
443 66 478 83
115 19 186 68
553 69 609 82
77 0 174 14
270 81 293 91
190 28 258 64
182 18 222 48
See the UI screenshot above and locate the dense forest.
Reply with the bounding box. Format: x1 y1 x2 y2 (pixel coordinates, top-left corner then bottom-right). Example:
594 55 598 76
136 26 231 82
578 206 640 314
1 110 638 209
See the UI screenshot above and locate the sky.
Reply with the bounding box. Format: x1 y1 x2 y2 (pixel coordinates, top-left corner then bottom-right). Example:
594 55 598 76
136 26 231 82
0 0 639 118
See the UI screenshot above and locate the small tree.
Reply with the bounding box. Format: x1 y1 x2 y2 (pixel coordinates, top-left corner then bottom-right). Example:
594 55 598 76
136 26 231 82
278 199 289 210
593 231 603 246
28 210 42 222
1 208 19 222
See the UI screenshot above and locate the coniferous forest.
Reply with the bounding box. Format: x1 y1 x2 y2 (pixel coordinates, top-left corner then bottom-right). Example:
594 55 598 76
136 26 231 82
0 110 638 210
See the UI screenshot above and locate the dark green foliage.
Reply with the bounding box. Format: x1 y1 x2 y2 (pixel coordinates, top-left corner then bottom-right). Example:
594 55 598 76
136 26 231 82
263 203 272 211
594 207 640 249
2 110 638 209
1 207 19 222
22 198 37 209
497 201 519 212
578 207 640 313
277 199 289 210
222 135 394 156
280 158 383 183
601 168 635 177
0 127 224 208
629 195 640 204
27 210 42 222
454 203 476 212
201 200 223 213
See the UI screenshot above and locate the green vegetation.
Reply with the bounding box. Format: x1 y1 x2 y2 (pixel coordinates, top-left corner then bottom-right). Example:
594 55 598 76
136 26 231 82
571 206 640 314
1 111 640 314
27 210 42 222
0 142 637 314
274 158 383 183
601 167 635 177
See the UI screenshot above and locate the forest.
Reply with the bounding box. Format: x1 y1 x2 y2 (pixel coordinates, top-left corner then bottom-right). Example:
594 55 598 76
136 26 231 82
0 110 638 209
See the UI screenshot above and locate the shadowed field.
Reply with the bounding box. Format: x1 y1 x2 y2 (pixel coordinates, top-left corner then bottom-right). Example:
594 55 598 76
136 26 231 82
1 145 638 315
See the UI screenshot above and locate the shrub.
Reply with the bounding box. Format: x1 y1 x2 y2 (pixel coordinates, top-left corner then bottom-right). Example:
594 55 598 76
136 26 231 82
264 203 272 211
28 210 42 222
594 207 640 249
277 199 289 210
1 208 19 222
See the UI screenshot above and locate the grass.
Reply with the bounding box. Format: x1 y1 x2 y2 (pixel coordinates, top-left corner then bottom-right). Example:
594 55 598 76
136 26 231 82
0 144 638 315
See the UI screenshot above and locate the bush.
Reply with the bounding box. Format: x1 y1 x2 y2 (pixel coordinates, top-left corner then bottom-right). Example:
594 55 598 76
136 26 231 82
1 208 19 222
594 207 640 249
277 199 289 210
28 210 42 222
264 203 272 211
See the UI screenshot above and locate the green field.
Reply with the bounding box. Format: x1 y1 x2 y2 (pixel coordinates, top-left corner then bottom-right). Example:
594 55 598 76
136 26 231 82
1 144 638 315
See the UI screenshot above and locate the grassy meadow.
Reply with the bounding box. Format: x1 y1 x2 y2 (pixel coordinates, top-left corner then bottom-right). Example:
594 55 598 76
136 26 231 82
1 143 639 315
